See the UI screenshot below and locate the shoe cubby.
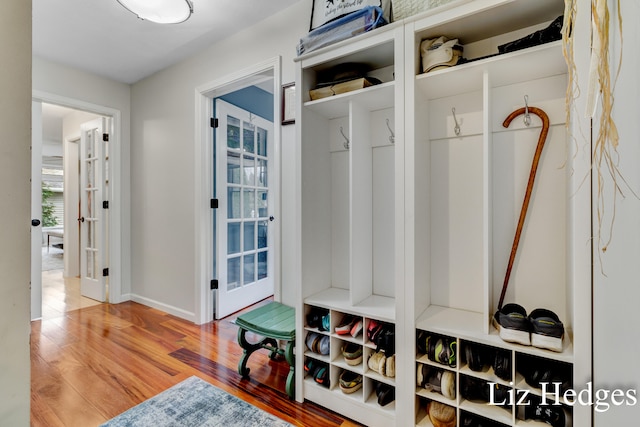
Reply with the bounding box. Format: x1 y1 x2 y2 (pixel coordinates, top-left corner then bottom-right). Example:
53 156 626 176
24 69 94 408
303 304 397 424
415 328 576 426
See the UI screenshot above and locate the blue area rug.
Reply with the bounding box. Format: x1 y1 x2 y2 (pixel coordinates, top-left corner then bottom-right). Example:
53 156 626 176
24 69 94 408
101 376 292 427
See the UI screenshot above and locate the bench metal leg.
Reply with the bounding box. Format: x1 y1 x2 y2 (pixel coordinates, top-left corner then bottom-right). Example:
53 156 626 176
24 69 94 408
237 327 262 378
284 339 295 399
237 326 296 399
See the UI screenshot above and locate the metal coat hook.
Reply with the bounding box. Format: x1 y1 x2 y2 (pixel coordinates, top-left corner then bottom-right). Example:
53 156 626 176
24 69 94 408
452 107 461 136
386 118 395 143
523 95 531 127
340 126 350 149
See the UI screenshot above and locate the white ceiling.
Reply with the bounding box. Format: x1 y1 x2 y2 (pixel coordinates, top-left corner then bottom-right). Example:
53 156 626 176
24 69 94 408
33 0 303 85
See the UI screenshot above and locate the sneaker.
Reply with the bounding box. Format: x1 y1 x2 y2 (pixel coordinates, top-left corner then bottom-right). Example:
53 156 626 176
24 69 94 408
335 314 355 335
496 303 531 346
529 308 564 352
426 334 457 367
417 364 456 400
339 370 362 394
517 395 571 427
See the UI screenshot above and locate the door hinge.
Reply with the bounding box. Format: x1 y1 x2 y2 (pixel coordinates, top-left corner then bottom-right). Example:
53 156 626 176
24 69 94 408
103 268 109 277
210 118 219 128
103 201 109 209
103 133 109 142
210 279 218 290
210 198 218 209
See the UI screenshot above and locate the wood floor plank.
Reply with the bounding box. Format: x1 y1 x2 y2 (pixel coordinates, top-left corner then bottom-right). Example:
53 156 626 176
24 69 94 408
32 301 363 427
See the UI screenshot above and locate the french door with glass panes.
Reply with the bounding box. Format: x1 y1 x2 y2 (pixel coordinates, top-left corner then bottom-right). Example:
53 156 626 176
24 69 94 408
214 99 274 319
79 117 109 302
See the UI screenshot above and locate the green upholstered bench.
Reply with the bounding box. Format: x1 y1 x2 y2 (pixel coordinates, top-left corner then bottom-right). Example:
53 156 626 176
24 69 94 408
235 301 296 398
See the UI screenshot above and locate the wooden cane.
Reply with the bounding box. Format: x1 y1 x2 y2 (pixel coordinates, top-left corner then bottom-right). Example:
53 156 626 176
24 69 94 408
497 106 550 311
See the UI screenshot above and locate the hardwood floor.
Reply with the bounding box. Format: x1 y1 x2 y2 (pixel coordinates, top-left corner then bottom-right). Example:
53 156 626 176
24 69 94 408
41 270 101 320
31 300 363 427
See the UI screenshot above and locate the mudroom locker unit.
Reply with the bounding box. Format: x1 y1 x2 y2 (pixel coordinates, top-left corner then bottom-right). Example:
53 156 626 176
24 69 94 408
291 0 592 426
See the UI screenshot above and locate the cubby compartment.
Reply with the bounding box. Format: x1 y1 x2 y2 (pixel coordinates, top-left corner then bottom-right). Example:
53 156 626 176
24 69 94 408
410 0 575 353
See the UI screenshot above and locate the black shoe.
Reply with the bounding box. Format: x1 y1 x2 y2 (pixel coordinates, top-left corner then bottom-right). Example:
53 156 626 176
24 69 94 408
496 303 531 346
426 334 457 367
517 398 571 427
375 382 395 406
493 348 512 381
529 308 564 352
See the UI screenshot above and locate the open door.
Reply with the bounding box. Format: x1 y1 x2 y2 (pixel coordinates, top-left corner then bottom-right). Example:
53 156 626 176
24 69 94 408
79 118 109 302
31 101 43 320
215 99 275 318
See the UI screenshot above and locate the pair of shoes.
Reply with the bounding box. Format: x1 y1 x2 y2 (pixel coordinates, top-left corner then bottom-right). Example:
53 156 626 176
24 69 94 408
427 401 456 427
305 359 330 388
495 304 564 352
306 307 330 332
375 382 395 406
517 355 572 393
421 333 456 367
416 364 456 400
368 351 395 377
460 376 510 410
335 314 362 337
517 395 572 427
339 370 362 394
305 332 330 355
341 343 363 366
464 342 512 381
460 411 506 427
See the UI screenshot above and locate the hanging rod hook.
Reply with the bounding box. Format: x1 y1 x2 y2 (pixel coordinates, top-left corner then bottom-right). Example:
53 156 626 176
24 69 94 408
523 95 531 127
452 107 461 136
340 126 350 150
386 118 395 143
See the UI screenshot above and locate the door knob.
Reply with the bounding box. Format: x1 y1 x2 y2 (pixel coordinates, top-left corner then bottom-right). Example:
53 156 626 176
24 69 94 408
269 216 275 221
31 219 41 227
78 217 85 223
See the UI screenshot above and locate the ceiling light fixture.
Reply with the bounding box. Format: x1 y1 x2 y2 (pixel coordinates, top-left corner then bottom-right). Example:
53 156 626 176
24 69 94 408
117 0 193 24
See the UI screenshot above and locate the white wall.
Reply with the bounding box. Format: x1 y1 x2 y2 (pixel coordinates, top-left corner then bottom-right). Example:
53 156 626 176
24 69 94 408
33 57 132 298
129 1 309 318
0 0 31 424
593 0 640 423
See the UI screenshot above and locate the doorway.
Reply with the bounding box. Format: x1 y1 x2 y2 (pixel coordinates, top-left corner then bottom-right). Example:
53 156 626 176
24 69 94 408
32 94 122 320
194 57 282 324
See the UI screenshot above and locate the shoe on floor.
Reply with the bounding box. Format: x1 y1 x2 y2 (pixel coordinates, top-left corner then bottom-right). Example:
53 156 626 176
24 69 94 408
496 303 531 346
529 308 564 352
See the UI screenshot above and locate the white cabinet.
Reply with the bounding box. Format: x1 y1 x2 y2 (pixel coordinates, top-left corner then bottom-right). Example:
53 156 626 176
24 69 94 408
293 1 591 426
294 23 406 427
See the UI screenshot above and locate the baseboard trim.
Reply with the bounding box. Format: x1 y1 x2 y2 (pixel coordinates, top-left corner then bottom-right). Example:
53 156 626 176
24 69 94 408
130 294 196 323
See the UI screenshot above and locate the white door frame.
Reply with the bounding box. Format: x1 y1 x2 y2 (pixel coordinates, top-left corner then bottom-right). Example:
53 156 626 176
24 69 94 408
194 56 282 325
32 90 124 305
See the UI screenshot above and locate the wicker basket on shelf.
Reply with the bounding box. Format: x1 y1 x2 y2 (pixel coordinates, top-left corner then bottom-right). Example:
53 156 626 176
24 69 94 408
392 0 457 20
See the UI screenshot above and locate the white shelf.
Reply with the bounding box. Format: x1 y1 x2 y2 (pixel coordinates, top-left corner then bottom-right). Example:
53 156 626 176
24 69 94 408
305 288 396 322
416 41 565 100
303 81 395 119
416 305 573 363
459 399 514 425
415 387 456 406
